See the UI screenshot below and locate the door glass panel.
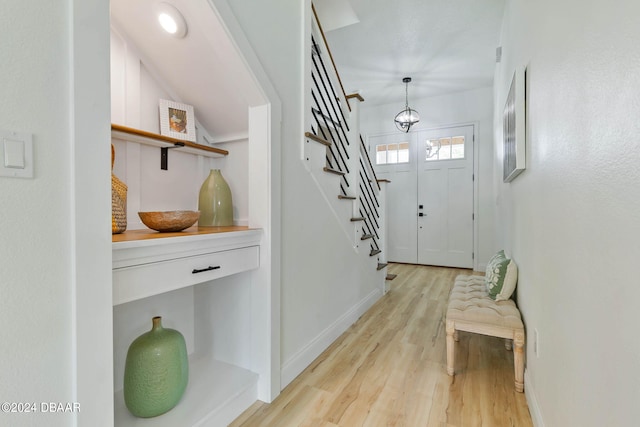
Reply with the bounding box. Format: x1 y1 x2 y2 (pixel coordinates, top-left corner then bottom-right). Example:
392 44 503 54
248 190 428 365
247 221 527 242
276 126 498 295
438 138 451 160
398 142 410 163
376 144 387 165
425 136 465 161
387 143 398 163
376 142 410 164
451 136 465 159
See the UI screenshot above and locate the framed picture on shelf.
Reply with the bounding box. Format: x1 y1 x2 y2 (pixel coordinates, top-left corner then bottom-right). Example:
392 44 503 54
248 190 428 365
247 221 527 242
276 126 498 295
159 99 196 142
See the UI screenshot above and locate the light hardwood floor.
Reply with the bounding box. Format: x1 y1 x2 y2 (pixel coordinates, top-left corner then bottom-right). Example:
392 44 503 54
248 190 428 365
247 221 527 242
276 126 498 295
230 264 533 427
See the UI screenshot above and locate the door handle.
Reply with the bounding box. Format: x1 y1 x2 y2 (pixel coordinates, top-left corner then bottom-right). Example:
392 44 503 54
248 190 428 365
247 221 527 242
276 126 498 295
418 213 425 217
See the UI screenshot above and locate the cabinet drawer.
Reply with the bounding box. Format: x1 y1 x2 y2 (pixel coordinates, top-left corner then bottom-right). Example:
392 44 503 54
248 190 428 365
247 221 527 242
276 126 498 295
113 245 259 305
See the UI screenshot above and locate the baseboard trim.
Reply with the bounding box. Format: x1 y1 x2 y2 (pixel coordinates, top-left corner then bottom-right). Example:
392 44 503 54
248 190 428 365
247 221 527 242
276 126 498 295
474 262 487 272
280 288 382 387
524 369 545 427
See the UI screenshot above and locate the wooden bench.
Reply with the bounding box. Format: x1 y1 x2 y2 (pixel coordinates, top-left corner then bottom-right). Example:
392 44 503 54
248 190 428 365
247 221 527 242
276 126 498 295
445 274 525 392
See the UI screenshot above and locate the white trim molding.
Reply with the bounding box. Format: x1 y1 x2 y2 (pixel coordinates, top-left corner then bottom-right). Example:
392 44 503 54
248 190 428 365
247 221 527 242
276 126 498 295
525 369 545 427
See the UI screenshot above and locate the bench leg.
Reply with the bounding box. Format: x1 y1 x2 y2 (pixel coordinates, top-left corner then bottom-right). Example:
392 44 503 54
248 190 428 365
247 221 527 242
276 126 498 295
514 331 525 392
446 319 456 376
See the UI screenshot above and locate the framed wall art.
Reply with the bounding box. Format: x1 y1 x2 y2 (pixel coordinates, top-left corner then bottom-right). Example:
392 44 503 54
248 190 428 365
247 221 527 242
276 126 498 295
159 99 196 142
503 66 526 182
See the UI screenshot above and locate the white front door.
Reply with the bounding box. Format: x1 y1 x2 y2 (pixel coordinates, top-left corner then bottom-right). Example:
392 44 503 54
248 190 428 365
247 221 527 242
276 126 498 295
417 125 474 268
372 125 474 268
371 133 417 263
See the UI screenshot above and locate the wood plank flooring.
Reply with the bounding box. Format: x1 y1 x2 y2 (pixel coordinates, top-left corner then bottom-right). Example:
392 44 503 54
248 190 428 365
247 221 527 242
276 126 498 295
230 264 533 427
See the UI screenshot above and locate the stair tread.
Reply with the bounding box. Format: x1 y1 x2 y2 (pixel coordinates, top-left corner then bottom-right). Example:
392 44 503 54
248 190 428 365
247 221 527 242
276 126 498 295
323 167 345 176
386 273 397 281
304 132 331 146
361 234 374 240
338 195 356 200
377 263 388 271
350 217 365 222
370 249 381 256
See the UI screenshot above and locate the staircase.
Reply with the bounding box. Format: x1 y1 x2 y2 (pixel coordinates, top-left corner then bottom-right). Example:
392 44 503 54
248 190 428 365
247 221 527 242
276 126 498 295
304 5 389 292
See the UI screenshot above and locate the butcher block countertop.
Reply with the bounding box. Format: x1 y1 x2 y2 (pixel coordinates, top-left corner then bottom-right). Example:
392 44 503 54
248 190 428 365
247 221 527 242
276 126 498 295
112 226 252 243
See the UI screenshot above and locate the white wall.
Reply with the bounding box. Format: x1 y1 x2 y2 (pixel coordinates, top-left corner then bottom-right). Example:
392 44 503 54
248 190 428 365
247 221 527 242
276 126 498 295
0 0 113 425
225 0 384 387
361 87 496 268
494 1 640 425
0 3 74 424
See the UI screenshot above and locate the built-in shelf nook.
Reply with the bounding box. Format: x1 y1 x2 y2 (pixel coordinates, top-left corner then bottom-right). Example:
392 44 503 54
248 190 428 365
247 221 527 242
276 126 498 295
109 0 278 425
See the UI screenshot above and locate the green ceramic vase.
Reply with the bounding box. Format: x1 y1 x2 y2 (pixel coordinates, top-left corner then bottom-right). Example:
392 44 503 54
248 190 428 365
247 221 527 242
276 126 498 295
198 169 233 226
123 316 189 418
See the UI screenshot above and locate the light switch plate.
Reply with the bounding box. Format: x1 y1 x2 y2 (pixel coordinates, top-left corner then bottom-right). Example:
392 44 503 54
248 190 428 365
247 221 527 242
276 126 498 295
4 138 25 168
0 130 33 178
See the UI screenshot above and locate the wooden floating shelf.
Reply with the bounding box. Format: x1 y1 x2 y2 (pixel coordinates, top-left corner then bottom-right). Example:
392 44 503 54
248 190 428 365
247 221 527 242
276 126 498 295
112 226 250 243
111 124 229 158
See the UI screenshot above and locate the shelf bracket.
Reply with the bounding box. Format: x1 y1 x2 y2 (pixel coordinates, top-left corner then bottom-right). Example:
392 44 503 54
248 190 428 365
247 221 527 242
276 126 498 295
160 142 186 170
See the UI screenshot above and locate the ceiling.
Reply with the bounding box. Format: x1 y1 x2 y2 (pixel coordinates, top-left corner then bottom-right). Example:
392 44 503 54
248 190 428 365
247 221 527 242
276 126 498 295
110 0 506 138
110 0 263 141
315 0 506 107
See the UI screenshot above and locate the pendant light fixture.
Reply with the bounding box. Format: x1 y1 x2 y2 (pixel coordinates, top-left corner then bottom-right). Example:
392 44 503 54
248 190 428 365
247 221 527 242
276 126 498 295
394 77 419 133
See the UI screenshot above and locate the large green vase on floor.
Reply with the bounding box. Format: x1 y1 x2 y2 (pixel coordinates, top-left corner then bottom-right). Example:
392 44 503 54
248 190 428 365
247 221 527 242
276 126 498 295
198 169 233 226
123 316 189 418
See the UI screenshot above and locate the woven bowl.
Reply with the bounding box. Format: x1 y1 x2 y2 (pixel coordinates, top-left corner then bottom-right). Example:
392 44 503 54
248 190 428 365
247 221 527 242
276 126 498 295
138 211 200 232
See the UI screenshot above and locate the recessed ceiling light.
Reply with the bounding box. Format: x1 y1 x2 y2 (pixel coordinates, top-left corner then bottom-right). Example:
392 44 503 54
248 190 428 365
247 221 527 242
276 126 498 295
156 3 188 38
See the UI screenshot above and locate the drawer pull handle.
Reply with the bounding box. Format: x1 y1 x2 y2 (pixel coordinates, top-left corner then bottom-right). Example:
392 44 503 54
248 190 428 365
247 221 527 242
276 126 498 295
192 265 221 274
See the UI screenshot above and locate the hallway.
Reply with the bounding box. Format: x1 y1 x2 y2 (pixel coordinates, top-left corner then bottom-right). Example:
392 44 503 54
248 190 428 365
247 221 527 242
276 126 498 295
231 264 533 426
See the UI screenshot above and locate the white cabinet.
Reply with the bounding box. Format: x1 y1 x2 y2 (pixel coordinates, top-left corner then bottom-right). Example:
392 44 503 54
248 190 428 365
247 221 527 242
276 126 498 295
112 227 262 426
112 229 261 305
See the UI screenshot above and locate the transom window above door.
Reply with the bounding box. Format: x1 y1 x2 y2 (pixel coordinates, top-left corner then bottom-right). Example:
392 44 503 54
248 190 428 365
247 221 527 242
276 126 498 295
376 142 409 165
425 136 465 161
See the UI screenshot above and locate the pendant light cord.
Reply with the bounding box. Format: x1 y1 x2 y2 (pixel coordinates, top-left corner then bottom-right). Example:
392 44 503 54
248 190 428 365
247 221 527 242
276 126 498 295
405 81 409 110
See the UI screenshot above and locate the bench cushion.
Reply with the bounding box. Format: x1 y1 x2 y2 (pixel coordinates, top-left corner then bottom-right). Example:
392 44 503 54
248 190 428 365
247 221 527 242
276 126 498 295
447 275 523 330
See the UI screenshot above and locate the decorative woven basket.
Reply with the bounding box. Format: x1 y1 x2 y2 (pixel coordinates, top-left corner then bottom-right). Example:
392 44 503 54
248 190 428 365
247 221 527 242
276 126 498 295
112 144 128 234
